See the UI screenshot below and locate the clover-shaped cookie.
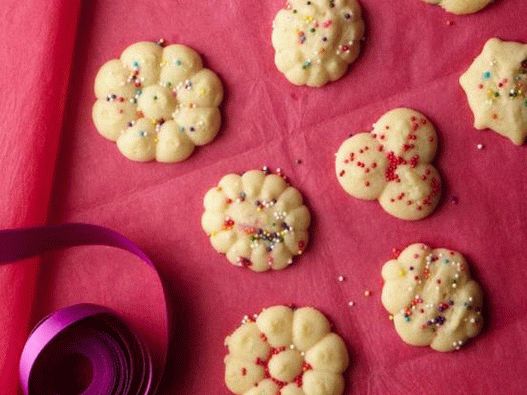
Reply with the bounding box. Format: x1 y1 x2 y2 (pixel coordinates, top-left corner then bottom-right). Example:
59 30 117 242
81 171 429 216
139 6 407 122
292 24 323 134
381 244 484 352
421 0 492 15
335 108 442 221
201 168 311 272
460 38 527 145
92 41 223 162
271 0 365 87
224 306 349 394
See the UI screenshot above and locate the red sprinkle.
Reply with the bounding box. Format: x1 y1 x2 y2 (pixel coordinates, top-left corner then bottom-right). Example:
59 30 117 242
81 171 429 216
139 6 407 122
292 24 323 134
238 257 252 268
223 218 235 229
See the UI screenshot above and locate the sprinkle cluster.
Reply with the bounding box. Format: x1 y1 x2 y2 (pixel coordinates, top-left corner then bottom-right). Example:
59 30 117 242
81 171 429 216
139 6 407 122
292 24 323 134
92 40 223 162
224 306 348 394
272 0 364 86
478 58 527 112
381 244 484 352
460 38 527 145
286 0 358 66
202 168 311 272
335 108 442 220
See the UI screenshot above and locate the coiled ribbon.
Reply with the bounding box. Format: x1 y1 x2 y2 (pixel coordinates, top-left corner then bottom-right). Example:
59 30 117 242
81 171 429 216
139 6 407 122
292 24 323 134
0 223 169 395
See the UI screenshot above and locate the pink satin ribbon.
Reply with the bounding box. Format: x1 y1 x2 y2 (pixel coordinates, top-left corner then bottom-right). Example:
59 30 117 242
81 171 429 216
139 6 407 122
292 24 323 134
0 223 169 395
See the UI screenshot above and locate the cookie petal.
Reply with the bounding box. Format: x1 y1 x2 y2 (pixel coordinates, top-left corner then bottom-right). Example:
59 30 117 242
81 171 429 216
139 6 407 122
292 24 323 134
256 306 294 347
92 99 137 141
305 334 348 374
155 120 195 163
116 118 156 162
173 107 221 146
292 307 331 352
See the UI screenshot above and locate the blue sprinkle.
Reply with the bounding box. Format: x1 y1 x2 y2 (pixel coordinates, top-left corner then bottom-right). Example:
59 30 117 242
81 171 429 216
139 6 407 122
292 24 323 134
482 71 491 80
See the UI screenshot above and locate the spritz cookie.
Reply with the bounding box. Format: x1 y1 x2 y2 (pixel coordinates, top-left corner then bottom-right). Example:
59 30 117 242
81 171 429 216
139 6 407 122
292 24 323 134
381 244 484 352
421 0 492 15
92 40 223 162
460 38 527 145
224 305 349 394
201 168 311 272
335 108 441 221
271 0 365 87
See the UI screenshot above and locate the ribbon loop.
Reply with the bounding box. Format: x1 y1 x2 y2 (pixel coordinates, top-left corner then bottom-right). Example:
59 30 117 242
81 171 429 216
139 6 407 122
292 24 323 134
0 223 168 395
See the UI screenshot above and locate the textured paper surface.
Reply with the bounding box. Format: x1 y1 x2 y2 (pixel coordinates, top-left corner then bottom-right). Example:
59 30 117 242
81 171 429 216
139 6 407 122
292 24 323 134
2 0 527 393
0 1 80 393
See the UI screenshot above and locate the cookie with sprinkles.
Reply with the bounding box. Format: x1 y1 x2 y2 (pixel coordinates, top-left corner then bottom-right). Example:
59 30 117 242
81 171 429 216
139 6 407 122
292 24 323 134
201 168 310 272
335 108 442 221
271 0 365 87
224 305 349 394
421 0 492 15
382 244 484 352
460 38 527 145
92 40 223 162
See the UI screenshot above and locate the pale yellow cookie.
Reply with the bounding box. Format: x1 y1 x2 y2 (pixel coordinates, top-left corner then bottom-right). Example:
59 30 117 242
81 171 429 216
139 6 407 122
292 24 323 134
422 0 492 15
201 168 310 272
335 108 442 221
224 306 349 394
272 0 365 87
381 244 484 352
92 41 223 162
460 38 527 145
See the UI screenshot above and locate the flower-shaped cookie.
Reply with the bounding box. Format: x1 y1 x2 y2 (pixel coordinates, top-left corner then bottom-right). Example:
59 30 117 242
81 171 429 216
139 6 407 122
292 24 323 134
421 0 492 15
381 244 484 352
224 306 349 394
460 38 527 145
335 108 442 221
92 41 223 162
271 0 365 87
201 168 311 272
